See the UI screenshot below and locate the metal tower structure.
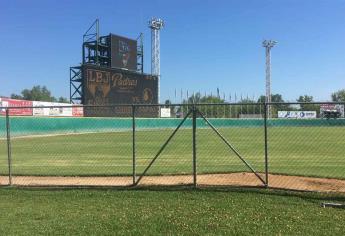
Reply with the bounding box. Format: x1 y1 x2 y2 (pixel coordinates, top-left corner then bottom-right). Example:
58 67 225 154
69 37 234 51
70 19 144 103
262 40 277 118
148 17 164 103
136 33 144 74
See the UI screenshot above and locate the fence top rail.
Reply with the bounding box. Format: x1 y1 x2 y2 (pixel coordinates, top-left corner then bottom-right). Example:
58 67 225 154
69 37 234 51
0 101 344 110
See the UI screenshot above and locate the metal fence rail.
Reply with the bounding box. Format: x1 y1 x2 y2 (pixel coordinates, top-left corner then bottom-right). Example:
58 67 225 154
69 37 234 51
0 102 344 193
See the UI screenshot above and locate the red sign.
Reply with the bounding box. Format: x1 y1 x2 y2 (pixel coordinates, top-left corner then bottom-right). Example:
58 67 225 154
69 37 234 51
72 106 84 117
0 98 33 116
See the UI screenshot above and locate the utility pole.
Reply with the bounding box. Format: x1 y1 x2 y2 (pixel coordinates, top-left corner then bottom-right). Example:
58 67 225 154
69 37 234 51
262 40 277 118
149 17 164 104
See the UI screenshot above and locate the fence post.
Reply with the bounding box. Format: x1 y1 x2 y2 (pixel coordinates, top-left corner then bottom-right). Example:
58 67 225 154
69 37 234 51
5 109 12 186
192 105 197 187
132 105 136 185
264 103 268 187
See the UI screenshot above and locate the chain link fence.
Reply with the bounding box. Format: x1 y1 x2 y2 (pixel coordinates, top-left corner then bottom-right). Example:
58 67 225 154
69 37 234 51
0 103 344 193
195 104 266 187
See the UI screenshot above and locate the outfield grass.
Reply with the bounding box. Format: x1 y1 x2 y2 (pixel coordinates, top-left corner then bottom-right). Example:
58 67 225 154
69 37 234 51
0 126 344 179
0 188 344 235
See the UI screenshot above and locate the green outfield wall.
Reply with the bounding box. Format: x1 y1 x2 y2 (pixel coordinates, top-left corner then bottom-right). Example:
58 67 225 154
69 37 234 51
1 116 345 137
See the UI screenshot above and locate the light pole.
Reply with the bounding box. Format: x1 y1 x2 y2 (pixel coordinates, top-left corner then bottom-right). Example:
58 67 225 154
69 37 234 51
148 17 164 104
262 40 277 118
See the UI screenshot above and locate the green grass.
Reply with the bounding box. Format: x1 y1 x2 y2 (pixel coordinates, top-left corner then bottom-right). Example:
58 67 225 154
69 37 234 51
0 188 344 235
0 126 344 179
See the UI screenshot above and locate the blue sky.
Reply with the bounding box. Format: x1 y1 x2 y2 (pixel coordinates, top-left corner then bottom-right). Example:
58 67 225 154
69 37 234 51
1 0 344 102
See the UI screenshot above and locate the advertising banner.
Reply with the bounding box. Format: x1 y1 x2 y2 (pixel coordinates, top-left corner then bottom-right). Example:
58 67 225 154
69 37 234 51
278 111 317 119
320 104 344 118
72 106 84 117
0 98 33 116
1 98 83 117
33 101 73 117
160 108 171 118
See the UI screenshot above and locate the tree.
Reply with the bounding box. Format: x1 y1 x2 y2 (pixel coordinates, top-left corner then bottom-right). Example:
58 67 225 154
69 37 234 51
22 86 55 101
10 93 23 99
297 95 319 112
238 98 256 115
257 94 284 103
186 93 203 104
176 93 226 118
10 86 69 103
331 89 345 102
58 96 70 103
198 95 225 118
257 94 290 117
297 95 313 103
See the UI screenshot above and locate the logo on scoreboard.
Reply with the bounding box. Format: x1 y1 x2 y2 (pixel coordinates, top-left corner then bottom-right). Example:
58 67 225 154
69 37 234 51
119 40 131 67
143 88 153 103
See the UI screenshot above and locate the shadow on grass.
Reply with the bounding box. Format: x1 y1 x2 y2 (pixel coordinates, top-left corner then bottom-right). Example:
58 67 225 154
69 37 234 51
1 184 345 204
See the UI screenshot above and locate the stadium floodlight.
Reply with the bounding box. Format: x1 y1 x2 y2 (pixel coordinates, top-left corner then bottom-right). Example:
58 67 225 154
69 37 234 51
262 39 277 118
148 17 164 104
262 40 277 48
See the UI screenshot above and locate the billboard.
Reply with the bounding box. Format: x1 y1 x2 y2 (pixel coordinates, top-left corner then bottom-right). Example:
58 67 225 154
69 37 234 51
0 98 84 117
72 106 84 117
278 111 317 119
33 101 73 117
82 65 158 117
110 34 137 71
320 104 344 118
0 98 33 116
160 108 171 118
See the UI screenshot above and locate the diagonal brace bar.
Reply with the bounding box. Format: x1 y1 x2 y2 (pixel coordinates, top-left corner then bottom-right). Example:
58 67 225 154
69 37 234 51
135 109 193 185
197 110 266 185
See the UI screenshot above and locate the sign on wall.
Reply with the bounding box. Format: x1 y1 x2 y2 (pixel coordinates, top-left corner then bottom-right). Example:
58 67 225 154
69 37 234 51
33 101 73 117
72 106 84 117
1 98 83 117
0 98 33 116
320 104 344 118
278 111 317 119
160 108 171 118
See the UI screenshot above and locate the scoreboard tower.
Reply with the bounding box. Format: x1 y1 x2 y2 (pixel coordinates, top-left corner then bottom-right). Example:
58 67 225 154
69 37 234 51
70 19 158 117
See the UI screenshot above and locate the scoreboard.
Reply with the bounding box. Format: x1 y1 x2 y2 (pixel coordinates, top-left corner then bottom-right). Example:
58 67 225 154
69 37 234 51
82 65 158 117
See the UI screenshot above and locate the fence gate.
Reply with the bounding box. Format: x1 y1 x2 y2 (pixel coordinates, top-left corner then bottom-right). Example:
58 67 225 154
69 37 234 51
195 105 267 187
135 106 194 186
135 104 267 188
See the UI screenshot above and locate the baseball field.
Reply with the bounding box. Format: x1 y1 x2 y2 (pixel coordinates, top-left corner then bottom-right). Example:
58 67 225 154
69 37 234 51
1 117 345 234
1 117 345 191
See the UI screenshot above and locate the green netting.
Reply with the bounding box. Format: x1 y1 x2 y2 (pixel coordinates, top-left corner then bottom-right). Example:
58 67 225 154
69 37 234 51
0 117 5 134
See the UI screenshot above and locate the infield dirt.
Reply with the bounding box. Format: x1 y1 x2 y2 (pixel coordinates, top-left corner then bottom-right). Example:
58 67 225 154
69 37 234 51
1 173 345 193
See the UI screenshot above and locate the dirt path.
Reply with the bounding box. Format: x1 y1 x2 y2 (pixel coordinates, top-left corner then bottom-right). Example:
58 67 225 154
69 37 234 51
1 173 345 193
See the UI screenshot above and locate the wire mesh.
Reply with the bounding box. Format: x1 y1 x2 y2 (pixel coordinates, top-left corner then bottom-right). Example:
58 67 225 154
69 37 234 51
135 104 193 186
0 114 8 185
267 103 345 192
8 106 133 186
196 104 266 187
0 103 344 193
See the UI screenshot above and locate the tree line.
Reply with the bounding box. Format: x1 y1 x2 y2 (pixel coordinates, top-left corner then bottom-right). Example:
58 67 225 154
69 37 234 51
4 85 345 117
8 86 69 103
165 89 345 118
